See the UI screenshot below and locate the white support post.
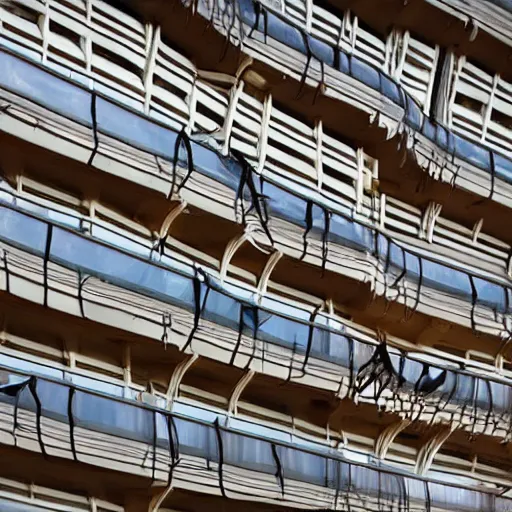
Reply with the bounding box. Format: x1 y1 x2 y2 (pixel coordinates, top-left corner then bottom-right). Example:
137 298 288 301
222 80 245 156
315 119 324 190
256 94 272 175
257 250 282 300
159 201 188 241
228 370 255 415
143 25 160 116
374 419 411 460
166 353 199 404
39 0 49 64
220 232 249 282
415 426 454 475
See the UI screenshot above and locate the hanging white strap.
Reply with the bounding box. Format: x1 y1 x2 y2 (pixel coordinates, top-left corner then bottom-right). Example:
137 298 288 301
39 0 50 64
374 419 411 460
186 76 198 136
85 0 93 75
447 54 465 127
394 30 409 81
305 0 313 32
355 148 365 214
379 193 387 230
89 497 98 512
424 44 440 114
159 201 188 241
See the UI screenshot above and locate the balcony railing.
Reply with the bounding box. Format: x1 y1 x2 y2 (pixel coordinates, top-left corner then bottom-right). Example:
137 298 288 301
1 51 512 339
0 192 512 440
0 366 511 511
1 0 512 206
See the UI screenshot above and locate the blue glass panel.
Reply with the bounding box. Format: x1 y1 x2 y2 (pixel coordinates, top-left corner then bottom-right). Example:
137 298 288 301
351 58 381 91
422 116 437 141
405 95 423 132
436 125 455 154
0 206 48 254
74 390 153 443
454 135 491 170
50 228 195 308
329 213 374 252
191 142 241 191
420 259 472 297
202 287 241 331
238 0 257 25
257 312 309 348
264 181 308 228
96 98 177 159
380 74 403 106
308 35 335 66
174 417 217 459
337 51 350 74
36 379 69 420
267 14 307 54
494 152 512 184
473 276 506 312
311 328 351 365
0 51 92 125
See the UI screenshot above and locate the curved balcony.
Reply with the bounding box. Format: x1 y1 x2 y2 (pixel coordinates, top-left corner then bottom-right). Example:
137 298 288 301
189 0 512 206
1 0 512 214
2 50 512 341
0 189 511 442
0 366 511 511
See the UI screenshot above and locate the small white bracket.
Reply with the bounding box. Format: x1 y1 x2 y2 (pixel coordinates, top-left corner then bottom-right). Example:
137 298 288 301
471 218 484 245
89 497 98 512
256 250 282 299
220 232 250 282
415 426 454 475
143 25 160 116
149 486 174 512
159 201 188 241
315 119 324 190
166 353 199 404
228 370 255 415
374 419 411 460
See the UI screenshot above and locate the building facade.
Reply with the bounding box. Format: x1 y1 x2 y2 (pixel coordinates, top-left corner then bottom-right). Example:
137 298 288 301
0 0 511 510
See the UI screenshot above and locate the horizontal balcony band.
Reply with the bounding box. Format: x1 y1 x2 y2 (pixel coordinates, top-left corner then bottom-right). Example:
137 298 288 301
1 0 512 215
0 23 510 284
0 340 510 492
186 0 512 193
0 52 511 339
0 201 511 441
0 366 510 512
0 4 509 282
